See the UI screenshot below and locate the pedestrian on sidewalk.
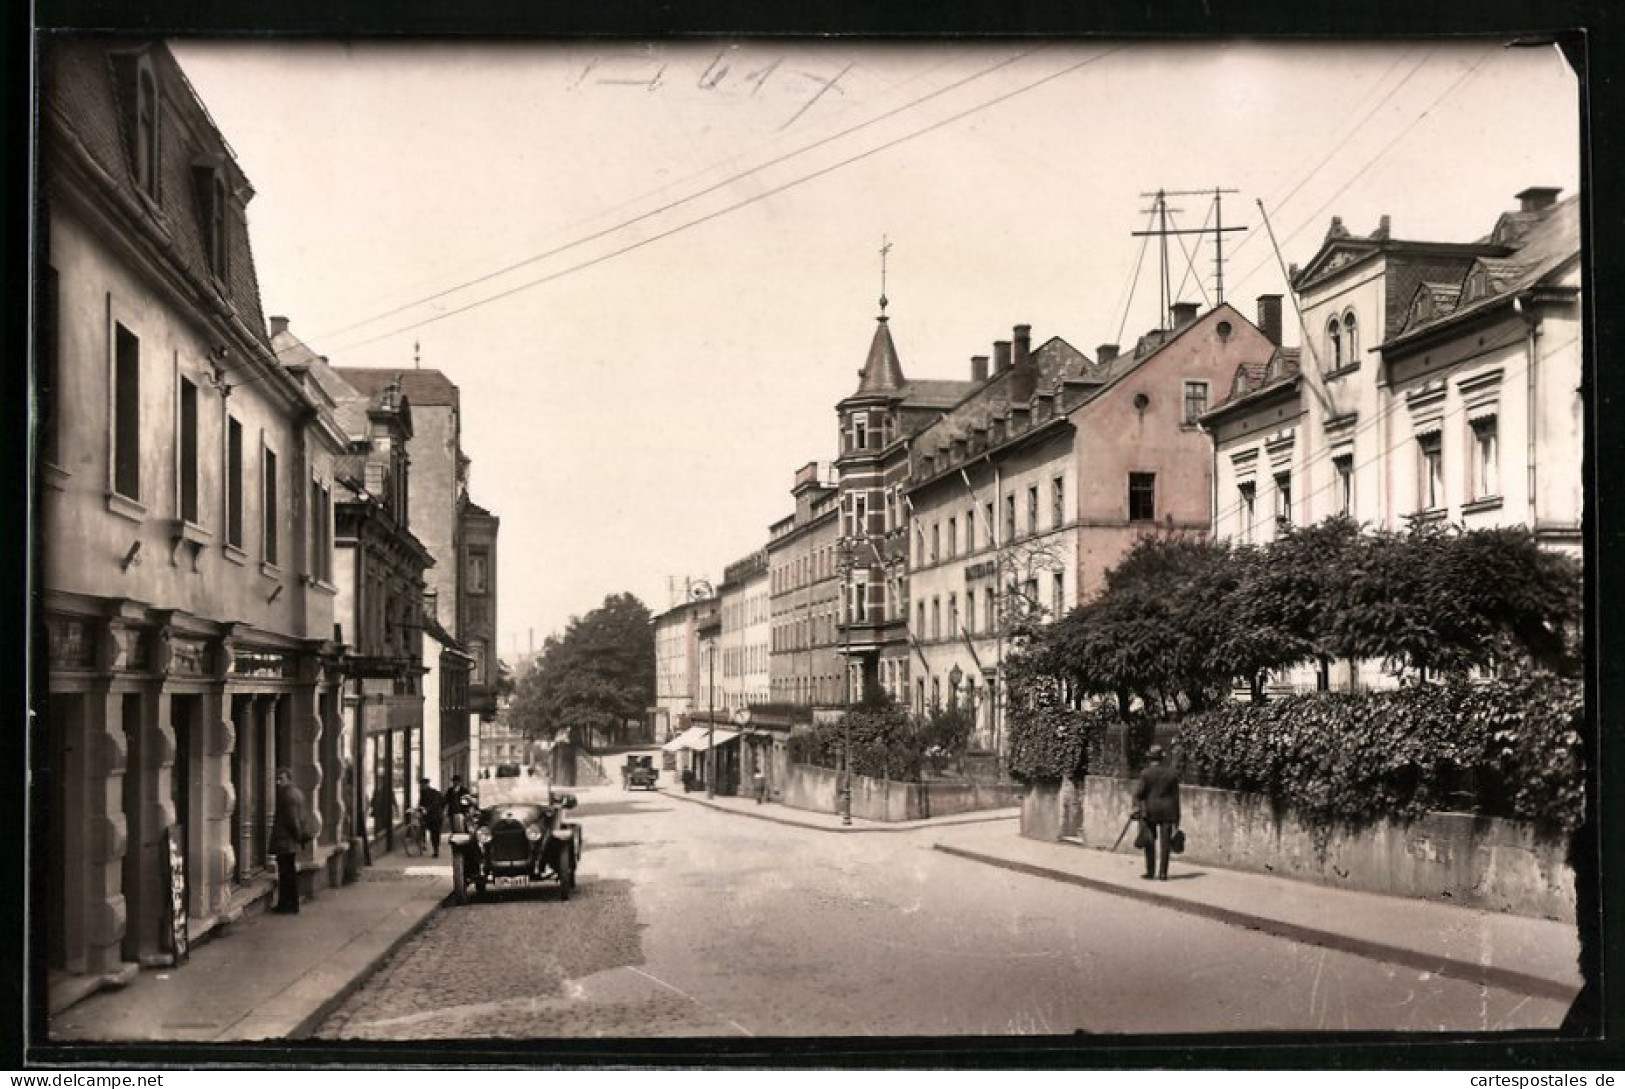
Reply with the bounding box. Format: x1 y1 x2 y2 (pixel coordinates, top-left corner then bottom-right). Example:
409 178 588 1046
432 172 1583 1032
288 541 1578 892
1131 745 1181 881
270 767 313 913
418 777 446 857
753 766 768 805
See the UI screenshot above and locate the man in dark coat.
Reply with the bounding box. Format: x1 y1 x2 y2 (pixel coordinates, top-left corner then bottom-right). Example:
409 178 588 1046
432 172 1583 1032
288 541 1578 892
445 775 475 832
269 767 312 913
419 777 446 857
1131 745 1181 881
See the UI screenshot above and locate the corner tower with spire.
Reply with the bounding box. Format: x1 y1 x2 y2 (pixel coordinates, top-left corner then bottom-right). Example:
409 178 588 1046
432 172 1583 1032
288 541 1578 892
833 239 976 705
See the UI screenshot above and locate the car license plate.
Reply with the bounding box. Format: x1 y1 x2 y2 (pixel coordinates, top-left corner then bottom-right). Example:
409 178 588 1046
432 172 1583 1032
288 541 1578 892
493 875 527 887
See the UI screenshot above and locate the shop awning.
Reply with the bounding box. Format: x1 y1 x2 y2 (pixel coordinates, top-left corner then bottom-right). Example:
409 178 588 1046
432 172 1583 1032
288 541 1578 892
661 725 740 752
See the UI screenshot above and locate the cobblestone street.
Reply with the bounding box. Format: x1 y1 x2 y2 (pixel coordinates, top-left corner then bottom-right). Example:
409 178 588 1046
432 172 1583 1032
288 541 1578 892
314 784 1572 1039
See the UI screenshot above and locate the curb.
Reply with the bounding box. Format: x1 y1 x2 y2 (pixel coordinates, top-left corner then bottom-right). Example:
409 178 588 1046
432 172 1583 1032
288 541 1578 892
932 843 1580 1003
286 892 449 1040
660 789 1018 834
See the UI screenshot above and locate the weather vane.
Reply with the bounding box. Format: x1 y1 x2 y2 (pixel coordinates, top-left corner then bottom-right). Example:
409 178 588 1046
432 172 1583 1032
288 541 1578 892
879 234 892 315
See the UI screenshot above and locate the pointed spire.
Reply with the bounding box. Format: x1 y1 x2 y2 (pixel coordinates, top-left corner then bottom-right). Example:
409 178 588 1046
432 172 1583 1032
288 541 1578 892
855 235 906 394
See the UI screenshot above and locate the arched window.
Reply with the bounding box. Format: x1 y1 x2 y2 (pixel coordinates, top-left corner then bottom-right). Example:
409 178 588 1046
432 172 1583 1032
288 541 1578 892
1343 311 1359 363
1326 318 1342 371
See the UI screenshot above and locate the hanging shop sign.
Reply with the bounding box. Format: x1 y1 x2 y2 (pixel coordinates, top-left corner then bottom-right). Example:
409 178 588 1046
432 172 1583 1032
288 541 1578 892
164 825 189 965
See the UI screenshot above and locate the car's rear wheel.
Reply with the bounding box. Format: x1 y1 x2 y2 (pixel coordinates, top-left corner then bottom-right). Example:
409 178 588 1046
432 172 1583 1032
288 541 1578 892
452 851 468 905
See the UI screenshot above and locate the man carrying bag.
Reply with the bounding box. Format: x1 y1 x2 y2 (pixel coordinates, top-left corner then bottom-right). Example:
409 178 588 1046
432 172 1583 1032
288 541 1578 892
1130 745 1182 881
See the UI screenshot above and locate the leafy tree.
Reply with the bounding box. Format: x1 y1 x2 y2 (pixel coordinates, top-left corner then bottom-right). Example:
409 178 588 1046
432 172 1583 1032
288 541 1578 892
508 592 654 748
1230 515 1363 691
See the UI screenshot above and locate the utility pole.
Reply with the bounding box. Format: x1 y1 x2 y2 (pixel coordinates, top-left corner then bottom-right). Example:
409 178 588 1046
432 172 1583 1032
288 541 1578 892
1133 188 1244 324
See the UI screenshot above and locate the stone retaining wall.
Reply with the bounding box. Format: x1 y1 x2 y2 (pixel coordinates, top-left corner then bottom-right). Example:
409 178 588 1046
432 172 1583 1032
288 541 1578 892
1023 776 1575 922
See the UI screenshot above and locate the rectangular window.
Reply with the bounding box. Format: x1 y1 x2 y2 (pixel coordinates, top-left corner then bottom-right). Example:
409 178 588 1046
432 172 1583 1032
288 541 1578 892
1027 485 1039 534
1184 381 1210 424
1333 454 1354 517
932 598 940 640
178 376 199 523
468 550 489 594
1418 433 1443 511
917 601 926 635
309 480 331 583
1472 417 1499 500
966 592 977 633
113 323 141 500
947 517 957 559
263 446 279 566
985 587 995 633
949 593 958 635
966 507 976 551
985 502 995 547
1128 472 1156 522
1052 571 1065 619
1274 472 1293 526
854 417 867 451
931 523 940 563
1051 476 1064 529
1004 495 1016 542
1238 481 1256 544
227 417 243 547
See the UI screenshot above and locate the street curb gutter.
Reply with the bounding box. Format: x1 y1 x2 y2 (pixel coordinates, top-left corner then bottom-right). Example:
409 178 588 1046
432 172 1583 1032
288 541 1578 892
932 844 1580 1003
286 894 449 1040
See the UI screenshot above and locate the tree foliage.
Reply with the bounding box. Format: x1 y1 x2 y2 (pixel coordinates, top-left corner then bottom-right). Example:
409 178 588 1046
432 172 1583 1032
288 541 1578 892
508 592 654 748
1006 520 1580 719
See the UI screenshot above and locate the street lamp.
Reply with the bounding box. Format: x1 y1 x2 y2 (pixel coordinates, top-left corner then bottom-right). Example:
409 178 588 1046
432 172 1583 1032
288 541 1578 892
948 663 963 708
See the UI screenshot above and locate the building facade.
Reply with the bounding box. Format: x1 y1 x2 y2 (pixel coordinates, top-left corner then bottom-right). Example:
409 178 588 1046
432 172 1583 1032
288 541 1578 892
457 497 500 755
719 549 770 713
1204 190 1582 691
767 462 842 716
37 39 349 995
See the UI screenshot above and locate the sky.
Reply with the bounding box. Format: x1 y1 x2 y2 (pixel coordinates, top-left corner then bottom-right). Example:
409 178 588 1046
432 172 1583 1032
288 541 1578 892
166 38 1580 661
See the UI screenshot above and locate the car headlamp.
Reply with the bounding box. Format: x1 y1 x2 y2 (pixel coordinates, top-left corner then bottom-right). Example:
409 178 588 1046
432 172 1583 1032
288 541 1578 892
476 827 492 845
525 826 543 842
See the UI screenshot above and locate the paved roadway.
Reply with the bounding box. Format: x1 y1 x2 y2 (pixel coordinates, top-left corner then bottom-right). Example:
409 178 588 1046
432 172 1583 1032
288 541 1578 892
314 783 1570 1039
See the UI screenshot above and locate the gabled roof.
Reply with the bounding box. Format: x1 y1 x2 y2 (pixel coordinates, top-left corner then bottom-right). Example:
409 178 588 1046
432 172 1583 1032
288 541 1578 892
1387 193 1579 347
334 367 462 408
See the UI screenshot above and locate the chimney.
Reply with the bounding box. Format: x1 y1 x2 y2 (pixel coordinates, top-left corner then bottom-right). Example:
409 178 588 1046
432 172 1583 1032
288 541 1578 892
1256 294 1283 347
1009 324 1036 403
269 315 289 337
1373 214 1391 240
993 341 1011 374
1096 343 1120 365
971 355 989 382
1515 186 1561 212
1171 302 1199 328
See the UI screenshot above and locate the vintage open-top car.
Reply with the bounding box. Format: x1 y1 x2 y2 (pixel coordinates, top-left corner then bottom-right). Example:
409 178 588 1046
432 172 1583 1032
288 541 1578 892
622 754 658 791
447 789 582 904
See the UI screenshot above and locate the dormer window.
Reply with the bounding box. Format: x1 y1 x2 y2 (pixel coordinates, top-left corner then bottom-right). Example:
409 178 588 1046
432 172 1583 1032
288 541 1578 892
135 65 159 200
113 50 162 204
193 163 231 282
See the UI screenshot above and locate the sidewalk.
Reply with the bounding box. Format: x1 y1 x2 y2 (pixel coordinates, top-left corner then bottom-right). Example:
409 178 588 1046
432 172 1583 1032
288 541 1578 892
48 848 450 1043
670 784 1582 1003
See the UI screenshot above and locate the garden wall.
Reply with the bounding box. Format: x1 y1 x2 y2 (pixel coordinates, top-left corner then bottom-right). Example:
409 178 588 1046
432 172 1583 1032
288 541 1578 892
780 763 1021 822
1023 777 1575 922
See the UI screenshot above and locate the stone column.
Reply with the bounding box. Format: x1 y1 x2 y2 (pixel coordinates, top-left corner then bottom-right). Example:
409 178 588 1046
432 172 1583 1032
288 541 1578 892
128 681 178 966
84 687 130 977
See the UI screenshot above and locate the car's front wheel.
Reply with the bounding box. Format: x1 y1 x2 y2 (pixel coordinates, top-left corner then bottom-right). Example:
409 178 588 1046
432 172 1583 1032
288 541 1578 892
556 850 574 901
451 851 469 905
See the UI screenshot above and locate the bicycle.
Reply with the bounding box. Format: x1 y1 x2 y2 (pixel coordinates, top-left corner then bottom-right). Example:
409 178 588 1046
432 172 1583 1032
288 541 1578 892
403 806 429 857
